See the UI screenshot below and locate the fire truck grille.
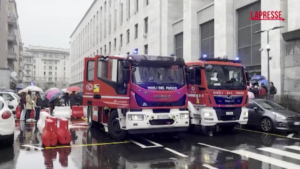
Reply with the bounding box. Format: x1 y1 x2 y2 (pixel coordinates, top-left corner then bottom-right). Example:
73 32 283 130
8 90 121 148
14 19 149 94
149 119 175 125
213 107 242 121
135 94 186 107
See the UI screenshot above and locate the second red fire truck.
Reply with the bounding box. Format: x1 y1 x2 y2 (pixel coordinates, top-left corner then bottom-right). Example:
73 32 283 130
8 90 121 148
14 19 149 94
186 56 249 134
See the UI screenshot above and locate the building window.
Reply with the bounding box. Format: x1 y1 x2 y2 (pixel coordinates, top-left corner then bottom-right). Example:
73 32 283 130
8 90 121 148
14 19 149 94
127 29 130 43
120 34 123 47
109 14 111 34
100 47 102 54
174 33 183 58
49 66 52 70
145 0 149 5
237 1 261 67
144 44 148 54
135 24 138 39
114 38 116 50
200 20 214 58
104 45 107 54
49 72 52 76
120 3 123 25
144 17 148 33
127 0 130 19
109 42 111 53
114 9 117 30
135 0 139 12
55 66 57 70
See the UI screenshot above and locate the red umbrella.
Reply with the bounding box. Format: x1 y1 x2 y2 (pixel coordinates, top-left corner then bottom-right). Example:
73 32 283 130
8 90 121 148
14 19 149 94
67 86 81 92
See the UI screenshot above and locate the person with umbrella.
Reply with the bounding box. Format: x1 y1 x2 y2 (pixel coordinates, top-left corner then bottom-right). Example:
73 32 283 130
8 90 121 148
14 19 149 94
69 91 77 108
32 91 43 121
25 91 34 122
64 93 70 106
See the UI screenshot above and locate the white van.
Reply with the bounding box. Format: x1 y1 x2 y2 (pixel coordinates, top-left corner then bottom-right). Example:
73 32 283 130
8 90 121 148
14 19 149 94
0 92 20 114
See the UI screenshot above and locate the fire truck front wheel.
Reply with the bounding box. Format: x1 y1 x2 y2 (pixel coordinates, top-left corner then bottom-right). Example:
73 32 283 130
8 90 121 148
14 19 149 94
108 110 127 141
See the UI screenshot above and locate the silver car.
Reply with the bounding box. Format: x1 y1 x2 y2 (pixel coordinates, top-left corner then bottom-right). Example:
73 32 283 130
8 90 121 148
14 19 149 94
246 99 300 132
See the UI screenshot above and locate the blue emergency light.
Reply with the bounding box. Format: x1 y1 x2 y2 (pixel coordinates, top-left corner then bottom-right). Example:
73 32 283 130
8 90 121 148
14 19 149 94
133 48 138 54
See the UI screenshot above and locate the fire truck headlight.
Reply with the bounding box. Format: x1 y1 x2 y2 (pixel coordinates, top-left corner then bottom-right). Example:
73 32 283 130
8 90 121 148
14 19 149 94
204 112 213 117
128 115 144 121
243 111 248 117
180 113 189 119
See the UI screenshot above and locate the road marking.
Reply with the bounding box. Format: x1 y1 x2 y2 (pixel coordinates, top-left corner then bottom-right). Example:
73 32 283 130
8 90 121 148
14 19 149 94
164 148 188 158
198 143 232 152
142 138 163 147
258 147 300 160
284 145 300 151
235 127 300 140
287 133 295 138
200 143 300 169
203 164 217 169
233 149 300 169
45 141 130 149
22 144 44 150
129 139 162 149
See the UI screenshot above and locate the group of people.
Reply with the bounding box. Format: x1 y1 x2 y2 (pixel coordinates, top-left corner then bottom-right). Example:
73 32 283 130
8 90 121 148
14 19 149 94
247 82 277 100
19 91 43 122
18 90 83 122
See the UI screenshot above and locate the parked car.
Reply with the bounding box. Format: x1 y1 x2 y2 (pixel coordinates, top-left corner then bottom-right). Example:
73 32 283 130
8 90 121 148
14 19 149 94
0 92 20 114
246 99 300 132
0 96 15 147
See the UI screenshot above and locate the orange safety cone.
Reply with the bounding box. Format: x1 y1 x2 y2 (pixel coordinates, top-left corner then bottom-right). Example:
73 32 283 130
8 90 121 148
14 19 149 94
42 119 58 147
15 106 21 119
49 116 58 132
56 118 71 145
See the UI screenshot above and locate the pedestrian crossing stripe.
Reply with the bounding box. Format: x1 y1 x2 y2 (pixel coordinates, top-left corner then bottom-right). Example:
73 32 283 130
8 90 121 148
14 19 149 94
199 143 300 169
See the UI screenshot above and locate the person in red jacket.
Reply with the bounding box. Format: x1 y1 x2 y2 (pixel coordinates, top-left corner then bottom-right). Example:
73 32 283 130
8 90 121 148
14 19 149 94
259 84 267 99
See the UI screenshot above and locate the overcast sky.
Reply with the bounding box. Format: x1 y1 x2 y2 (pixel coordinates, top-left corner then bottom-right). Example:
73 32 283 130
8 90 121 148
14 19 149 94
16 0 93 49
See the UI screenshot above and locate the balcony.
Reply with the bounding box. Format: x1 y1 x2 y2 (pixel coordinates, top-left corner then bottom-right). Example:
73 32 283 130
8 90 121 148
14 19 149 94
7 51 17 61
24 73 31 77
7 33 17 45
7 15 18 28
19 43 23 51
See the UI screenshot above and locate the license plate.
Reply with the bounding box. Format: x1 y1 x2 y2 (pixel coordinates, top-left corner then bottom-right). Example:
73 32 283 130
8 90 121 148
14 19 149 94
157 115 169 119
226 112 233 115
294 122 300 125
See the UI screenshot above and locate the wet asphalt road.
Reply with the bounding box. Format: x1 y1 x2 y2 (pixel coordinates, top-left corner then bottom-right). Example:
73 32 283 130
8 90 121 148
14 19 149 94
1 121 300 169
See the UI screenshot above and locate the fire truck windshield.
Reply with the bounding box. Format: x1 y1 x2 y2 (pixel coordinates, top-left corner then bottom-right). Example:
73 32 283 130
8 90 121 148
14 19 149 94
132 65 185 90
205 64 246 90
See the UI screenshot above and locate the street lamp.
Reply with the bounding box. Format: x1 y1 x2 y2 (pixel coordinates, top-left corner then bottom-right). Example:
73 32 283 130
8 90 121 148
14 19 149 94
254 26 284 99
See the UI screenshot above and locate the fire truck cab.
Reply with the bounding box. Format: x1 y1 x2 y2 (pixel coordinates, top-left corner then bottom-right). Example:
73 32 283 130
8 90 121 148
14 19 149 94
186 56 250 132
83 54 190 140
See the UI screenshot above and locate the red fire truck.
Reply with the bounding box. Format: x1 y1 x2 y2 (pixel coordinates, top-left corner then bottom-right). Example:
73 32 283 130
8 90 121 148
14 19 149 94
82 54 190 140
186 56 249 133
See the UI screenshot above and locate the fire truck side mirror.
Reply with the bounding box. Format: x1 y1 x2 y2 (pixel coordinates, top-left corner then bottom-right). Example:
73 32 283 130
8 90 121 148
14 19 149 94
123 60 130 68
123 69 130 83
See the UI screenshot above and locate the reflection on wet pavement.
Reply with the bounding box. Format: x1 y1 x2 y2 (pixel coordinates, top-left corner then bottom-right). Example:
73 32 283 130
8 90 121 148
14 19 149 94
1 121 300 169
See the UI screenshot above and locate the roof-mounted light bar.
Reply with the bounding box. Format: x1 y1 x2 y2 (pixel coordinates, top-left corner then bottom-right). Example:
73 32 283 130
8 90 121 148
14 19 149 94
199 55 241 63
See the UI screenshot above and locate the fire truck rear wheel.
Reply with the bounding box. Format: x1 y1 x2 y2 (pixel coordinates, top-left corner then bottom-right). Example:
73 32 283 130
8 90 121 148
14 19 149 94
108 110 127 141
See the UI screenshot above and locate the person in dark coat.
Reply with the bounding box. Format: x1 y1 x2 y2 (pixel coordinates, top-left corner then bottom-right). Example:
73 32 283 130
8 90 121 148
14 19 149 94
69 91 77 108
64 93 70 106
